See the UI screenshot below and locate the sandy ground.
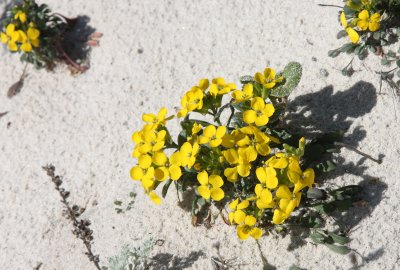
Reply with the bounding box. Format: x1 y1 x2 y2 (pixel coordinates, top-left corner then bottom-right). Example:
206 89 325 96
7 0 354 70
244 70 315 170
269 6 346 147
0 0 399 269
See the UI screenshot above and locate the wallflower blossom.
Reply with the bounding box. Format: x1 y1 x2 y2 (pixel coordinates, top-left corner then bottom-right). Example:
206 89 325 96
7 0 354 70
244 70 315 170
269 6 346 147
237 215 263 240
198 125 227 147
232 84 253 102
254 68 283 89
243 97 275 126
197 171 225 201
357 10 380 32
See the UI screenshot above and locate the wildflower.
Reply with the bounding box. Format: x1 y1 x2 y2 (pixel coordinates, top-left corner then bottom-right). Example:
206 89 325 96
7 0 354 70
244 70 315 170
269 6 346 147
132 128 166 157
237 215 263 240
198 78 209 91
197 171 224 201
243 97 275 126
198 125 227 147
142 107 173 127
272 185 301 224
192 122 202 135
340 12 360 43
14 11 27 23
287 158 314 193
1 24 19 51
267 153 288 169
223 147 257 181
239 126 271 156
357 10 380 32
256 166 278 189
232 84 253 102
178 87 204 117
228 199 249 224
254 183 274 209
153 153 182 181
178 142 199 168
209 77 236 97
254 68 283 89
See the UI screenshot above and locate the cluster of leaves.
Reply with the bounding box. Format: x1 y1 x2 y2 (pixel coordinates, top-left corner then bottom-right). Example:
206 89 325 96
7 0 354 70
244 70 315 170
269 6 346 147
1 0 67 69
103 239 155 270
329 0 400 85
129 62 361 253
114 192 137 214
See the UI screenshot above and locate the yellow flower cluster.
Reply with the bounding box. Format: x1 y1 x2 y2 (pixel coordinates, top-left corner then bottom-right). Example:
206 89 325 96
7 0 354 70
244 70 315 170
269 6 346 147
130 108 177 204
1 11 40 52
340 1 381 43
131 66 313 241
226 138 315 240
177 78 236 118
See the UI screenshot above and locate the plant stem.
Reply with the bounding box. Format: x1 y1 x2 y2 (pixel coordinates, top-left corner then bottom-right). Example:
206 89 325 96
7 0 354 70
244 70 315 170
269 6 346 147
334 142 382 164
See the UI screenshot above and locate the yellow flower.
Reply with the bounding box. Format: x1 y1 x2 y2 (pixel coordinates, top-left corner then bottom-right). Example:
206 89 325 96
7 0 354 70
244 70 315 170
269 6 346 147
198 125 227 147
256 166 278 189
357 10 380 32
239 126 271 156
254 68 283 89
340 12 360 44
132 128 166 157
198 78 209 91
209 77 236 97
254 183 274 209
232 84 253 102
153 153 182 181
1 24 19 51
243 97 275 126
223 147 257 181
272 185 301 224
14 11 27 23
178 87 204 117
197 171 225 201
142 107 173 127
228 199 249 224
192 122 202 135
267 153 288 169
287 158 315 193
237 215 263 240
178 142 199 168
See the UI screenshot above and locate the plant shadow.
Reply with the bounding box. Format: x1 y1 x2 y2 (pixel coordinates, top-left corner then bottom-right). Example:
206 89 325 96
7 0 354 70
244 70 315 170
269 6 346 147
283 81 387 263
286 81 377 147
150 250 206 270
60 15 97 67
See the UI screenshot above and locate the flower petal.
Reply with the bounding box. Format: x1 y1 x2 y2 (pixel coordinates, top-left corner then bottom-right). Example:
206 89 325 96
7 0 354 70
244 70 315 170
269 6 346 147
198 186 211 200
209 175 224 188
210 187 224 201
197 170 209 185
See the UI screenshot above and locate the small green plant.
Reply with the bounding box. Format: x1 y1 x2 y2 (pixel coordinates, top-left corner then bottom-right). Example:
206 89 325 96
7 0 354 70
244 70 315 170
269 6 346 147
329 0 400 88
104 239 155 270
114 192 137 214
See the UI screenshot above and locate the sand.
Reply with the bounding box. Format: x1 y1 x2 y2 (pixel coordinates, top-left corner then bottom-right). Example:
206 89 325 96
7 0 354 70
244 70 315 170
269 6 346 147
0 0 399 269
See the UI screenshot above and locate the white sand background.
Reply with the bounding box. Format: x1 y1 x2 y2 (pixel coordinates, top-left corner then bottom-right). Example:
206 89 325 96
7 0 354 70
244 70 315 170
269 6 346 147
0 0 399 269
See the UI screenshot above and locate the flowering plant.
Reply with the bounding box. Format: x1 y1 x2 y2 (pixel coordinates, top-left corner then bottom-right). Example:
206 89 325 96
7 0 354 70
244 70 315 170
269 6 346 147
130 62 363 253
329 0 400 86
1 0 98 72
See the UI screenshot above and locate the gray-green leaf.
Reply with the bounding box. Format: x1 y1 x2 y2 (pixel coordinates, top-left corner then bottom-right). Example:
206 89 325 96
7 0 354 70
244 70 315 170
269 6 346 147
270 62 302 98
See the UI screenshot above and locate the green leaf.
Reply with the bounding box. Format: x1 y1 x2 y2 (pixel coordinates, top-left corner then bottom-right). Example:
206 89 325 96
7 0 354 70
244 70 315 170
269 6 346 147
310 231 326 244
325 244 351 255
328 232 351 245
315 160 336 174
240 75 254 84
396 60 400 68
337 30 348 39
307 188 325 200
328 49 341 58
162 179 173 198
114 200 122 206
270 62 302 98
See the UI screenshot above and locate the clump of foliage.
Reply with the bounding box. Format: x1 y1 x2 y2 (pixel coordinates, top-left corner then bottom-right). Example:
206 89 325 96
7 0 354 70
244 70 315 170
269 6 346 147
104 239 155 270
129 62 363 253
329 0 400 86
1 0 93 71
